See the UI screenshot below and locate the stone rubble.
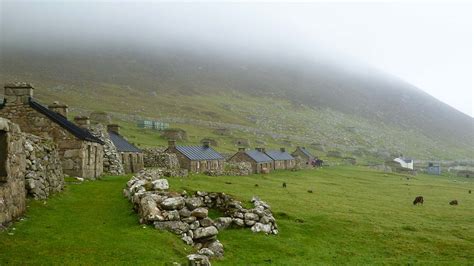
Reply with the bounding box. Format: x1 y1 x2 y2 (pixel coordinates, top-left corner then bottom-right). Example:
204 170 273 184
124 169 278 262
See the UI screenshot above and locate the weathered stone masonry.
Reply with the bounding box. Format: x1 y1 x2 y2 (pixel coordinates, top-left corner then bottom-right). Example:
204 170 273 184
0 118 26 225
24 133 64 199
0 83 104 179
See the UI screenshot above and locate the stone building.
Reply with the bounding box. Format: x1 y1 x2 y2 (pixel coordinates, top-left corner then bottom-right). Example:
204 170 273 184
228 148 274 174
107 124 144 174
0 83 104 179
0 118 26 225
88 124 125 175
264 148 296 170
165 140 224 173
292 146 314 167
426 162 441 175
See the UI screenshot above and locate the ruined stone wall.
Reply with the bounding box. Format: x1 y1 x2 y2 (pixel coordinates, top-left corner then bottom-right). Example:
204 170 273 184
228 152 258 173
291 150 312 168
0 118 26 225
124 169 278 263
121 152 144 174
143 148 180 169
222 162 252 176
23 133 64 199
0 103 103 179
89 124 124 175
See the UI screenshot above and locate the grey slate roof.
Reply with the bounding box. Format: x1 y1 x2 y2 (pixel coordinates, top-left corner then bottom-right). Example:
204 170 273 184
245 150 273 163
29 99 103 144
265 150 295 161
175 145 224 160
297 147 314 158
108 131 141 153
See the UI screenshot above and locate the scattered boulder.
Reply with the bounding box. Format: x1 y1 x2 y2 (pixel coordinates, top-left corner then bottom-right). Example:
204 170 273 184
449 200 458 205
187 254 211 266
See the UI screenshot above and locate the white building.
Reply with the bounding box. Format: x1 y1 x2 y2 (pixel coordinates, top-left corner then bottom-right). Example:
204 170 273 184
393 157 414 170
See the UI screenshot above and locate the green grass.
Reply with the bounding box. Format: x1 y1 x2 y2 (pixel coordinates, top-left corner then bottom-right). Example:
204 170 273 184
1 166 473 265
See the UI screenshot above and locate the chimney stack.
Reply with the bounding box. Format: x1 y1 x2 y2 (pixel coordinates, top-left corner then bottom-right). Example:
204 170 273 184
256 147 266 153
168 140 176 148
74 116 90 128
3 82 34 105
280 147 286 152
48 101 69 118
107 124 120 134
238 147 246 152
202 140 210 148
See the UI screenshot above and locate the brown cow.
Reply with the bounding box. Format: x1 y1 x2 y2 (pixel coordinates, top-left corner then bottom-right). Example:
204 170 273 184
413 196 424 205
449 200 458 205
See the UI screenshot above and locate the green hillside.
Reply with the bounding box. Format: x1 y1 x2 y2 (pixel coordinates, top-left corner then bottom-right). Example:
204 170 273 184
1 167 473 264
1 46 473 161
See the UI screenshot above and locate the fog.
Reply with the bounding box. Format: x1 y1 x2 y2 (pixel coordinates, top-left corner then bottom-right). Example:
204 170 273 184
1 1 472 116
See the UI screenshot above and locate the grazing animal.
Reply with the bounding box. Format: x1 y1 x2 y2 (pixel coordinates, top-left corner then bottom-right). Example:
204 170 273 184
307 190 313 193
469 190 472 194
225 182 232 185
449 200 458 205
413 196 424 205
254 184 259 187
282 182 287 188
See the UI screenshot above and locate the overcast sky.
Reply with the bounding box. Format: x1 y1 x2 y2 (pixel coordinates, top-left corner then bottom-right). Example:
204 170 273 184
1 1 472 116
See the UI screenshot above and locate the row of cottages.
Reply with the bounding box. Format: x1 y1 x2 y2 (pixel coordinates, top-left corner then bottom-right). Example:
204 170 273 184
107 124 144 174
165 141 315 174
165 140 225 173
0 83 104 179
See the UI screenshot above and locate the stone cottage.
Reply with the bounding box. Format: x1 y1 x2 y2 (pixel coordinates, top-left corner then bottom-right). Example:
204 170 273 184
0 118 26 225
265 148 296 170
165 140 224 173
0 82 104 179
107 124 144 174
292 146 314 167
228 148 274 174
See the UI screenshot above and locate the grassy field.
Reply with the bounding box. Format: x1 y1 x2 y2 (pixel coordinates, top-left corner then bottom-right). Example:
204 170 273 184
1 166 473 265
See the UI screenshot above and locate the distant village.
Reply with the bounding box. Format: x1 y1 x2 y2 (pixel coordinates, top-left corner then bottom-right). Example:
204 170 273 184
1 82 471 226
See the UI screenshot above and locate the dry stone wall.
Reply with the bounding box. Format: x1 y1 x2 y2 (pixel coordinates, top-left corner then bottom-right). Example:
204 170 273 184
143 148 179 169
124 169 278 263
24 133 64 199
89 124 124 175
0 118 26 226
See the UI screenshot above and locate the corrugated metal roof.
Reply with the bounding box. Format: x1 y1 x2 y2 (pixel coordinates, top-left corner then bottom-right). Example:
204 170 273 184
108 131 141 153
28 99 104 144
245 150 273 163
175 145 224 160
265 150 294 161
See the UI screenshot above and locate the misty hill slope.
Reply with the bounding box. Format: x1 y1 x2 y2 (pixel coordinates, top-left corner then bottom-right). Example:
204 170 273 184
1 46 473 160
